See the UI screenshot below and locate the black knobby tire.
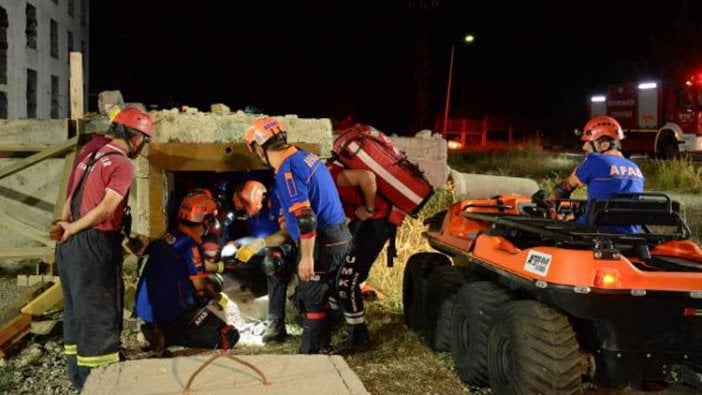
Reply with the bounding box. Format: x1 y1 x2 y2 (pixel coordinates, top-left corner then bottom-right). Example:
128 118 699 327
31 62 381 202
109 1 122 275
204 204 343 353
657 136 679 159
424 266 475 351
402 252 450 332
450 281 513 386
488 300 583 395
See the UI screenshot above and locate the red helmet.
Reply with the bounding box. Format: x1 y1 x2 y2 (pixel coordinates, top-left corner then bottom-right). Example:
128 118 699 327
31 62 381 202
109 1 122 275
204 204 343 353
233 180 267 217
112 107 154 137
245 117 286 151
178 191 218 224
581 116 624 141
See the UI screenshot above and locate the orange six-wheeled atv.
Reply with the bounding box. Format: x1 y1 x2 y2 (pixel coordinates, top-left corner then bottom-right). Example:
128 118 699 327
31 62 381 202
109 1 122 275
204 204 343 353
403 192 702 393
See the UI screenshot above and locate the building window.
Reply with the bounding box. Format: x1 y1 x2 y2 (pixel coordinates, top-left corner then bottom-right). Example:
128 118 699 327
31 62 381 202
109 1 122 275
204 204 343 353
68 0 74 17
81 39 86 55
0 6 7 85
27 69 37 118
0 91 7 118
26 4 37 49
81 0 88 27
51 75 59 119
50 20 59 58
67 31 73 57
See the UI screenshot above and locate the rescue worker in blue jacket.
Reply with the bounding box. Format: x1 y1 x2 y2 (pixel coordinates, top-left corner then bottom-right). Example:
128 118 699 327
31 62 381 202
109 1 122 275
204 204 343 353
245 117 352 354
231 180 296 343
541 115 645 233
134 189 240 353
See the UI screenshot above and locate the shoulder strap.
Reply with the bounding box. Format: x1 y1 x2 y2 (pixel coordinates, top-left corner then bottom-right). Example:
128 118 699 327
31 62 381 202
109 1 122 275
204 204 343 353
69 150 126 220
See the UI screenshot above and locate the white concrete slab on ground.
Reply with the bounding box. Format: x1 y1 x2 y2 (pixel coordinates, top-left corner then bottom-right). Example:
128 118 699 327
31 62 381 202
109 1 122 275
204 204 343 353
82 354 369 395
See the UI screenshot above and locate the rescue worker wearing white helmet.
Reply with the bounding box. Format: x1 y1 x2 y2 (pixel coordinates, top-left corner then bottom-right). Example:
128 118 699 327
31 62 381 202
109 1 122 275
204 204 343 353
134 189 239 354
231 180 296 343
51 107 154 390
245 117 351 354
535 115 645 233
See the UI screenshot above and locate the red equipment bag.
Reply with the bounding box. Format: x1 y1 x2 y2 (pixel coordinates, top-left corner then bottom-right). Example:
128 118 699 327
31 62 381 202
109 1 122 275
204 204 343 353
333 124 434 215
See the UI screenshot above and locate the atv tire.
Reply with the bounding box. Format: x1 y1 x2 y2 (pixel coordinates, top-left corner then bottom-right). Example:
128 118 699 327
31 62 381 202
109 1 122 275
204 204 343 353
450 281 513 386
424 265 475 351
488 300 583 395
402 252 450 332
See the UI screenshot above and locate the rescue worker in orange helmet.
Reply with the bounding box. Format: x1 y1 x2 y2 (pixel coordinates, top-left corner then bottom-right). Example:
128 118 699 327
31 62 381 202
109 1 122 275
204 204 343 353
535 115 645 233
245 117 352 354
134 189 239 354
231 180 296 343
51 107 153 390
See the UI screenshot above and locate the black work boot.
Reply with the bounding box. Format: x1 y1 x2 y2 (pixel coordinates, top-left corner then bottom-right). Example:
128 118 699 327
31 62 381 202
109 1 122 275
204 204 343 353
262 319 288 343
334 323 371 355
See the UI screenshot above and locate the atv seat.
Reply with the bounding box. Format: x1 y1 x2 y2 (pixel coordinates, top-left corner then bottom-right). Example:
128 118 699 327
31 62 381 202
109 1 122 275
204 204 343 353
586 193 690 240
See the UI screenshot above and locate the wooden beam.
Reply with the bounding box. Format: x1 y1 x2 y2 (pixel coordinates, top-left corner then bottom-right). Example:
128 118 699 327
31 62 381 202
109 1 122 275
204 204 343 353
0 212 54 247
0 136 78 181
20 281 63 316
70 52 84 119
0 145 53 153
54 150 76 220
0 247 55 261
0 313 31 358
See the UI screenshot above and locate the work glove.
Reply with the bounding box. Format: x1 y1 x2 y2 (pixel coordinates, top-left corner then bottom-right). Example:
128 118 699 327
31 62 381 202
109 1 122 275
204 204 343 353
531 189 550 206
235 237 266 263
216 292 231 311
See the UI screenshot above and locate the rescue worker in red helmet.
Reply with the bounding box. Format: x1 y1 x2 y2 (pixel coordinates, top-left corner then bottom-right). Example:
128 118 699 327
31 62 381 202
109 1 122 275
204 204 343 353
134 189 239 354
231 180 296 343
326 159 404 353
51 107 154 390
535 115 645 233
245 117 351 354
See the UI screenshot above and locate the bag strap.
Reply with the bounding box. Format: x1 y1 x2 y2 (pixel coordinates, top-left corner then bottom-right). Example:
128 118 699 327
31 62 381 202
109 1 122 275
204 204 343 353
69 150 125 221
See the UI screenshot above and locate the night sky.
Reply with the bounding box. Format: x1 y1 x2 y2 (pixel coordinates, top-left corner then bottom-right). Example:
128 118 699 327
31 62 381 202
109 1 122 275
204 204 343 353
89 0 702 136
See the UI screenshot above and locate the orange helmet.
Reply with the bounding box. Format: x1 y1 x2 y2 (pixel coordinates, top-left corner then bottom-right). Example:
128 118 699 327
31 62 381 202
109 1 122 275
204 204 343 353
178 190 218 224
245 117 286 151
581 116 624 141
112 107 154 137
233 180 267 217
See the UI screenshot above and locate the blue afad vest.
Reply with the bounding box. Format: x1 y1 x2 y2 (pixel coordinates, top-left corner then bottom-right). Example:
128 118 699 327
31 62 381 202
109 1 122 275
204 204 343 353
134 230 201 323
575 152 645 233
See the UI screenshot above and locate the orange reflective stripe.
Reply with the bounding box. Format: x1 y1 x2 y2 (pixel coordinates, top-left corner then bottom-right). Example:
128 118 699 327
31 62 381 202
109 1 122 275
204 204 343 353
305 311 327 320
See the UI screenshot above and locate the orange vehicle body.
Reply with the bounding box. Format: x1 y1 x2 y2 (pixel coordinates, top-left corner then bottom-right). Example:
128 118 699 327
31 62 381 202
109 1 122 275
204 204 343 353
416 193 702 389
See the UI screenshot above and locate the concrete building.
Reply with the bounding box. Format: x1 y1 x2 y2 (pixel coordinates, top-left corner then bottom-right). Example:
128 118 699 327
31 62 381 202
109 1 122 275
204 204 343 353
0 0 88 119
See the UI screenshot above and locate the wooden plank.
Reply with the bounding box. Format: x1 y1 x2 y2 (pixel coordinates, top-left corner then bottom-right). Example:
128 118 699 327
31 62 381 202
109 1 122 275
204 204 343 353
0 212 54 247
0 145 53 153
0 247 55 260
0 136 78 181
70 52 84 119
54 150 76 220
0 313 32 358
20 281 63 316
16 275 60 287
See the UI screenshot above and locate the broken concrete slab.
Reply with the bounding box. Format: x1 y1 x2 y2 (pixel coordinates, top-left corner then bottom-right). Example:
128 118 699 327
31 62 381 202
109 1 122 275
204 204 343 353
82 354 369 395
450 169 540 198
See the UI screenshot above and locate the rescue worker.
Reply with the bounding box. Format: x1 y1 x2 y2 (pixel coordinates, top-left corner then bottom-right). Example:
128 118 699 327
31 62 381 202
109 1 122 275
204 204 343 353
232 180 296 343
134 190 240 353
245 117 352 354
327 160 402 351
537 115 645 233
50 107 153 390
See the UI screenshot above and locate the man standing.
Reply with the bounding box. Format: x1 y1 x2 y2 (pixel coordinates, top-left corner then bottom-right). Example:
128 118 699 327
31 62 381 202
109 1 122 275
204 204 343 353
50 107 153 390
245 117 351 354
327 160 402 351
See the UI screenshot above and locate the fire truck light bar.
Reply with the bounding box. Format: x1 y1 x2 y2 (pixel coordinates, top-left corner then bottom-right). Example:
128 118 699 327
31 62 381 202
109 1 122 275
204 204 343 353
590 95 606 103
637 82 658 90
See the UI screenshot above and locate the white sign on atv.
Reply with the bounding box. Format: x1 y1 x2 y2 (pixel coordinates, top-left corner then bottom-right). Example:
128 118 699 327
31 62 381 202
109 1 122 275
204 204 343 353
524 250 552 276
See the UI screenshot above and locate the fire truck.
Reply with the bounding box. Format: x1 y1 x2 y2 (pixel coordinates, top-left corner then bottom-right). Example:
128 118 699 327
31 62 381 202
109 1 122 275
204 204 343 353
589 73 702 158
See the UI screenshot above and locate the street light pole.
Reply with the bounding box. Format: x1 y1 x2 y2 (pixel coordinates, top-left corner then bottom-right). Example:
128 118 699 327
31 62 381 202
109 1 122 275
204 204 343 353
442 43 456 134
442 34 475 134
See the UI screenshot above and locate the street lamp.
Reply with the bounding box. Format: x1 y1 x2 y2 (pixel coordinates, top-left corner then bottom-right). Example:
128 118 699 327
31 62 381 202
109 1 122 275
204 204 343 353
443 34 475 134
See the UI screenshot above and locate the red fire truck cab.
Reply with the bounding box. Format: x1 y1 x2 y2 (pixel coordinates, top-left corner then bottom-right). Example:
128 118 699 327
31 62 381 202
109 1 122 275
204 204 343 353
589 73 702 158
